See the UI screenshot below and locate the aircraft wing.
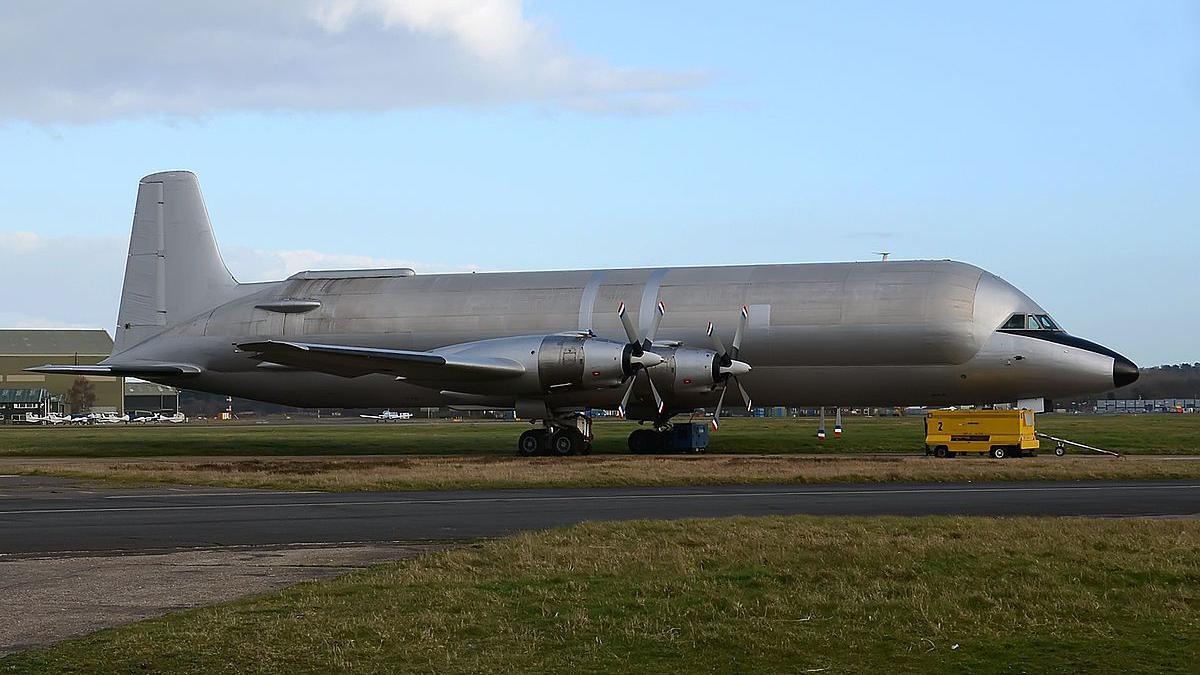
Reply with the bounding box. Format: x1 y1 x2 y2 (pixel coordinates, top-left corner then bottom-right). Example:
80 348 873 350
25 363 202 377
235 340 527 381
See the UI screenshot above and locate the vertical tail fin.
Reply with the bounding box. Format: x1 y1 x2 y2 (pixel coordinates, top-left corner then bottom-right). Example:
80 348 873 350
114 171 240 353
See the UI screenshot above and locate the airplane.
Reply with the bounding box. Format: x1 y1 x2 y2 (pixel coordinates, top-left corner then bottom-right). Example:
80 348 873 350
29 171 1139 455
127 411 162 424
360 410 413 421
49 412 72 425
91 411 131 424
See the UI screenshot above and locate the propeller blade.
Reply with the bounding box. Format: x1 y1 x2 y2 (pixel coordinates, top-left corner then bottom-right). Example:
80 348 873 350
617 376 637 418
711 383 728 431
707 321 727 356
645 301 666 344
617 302 642 348
731 305 748 359
732 375 752 411
642 368 666 415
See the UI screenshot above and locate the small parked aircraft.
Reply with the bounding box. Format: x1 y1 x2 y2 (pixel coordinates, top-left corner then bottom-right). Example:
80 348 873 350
359 409 413 421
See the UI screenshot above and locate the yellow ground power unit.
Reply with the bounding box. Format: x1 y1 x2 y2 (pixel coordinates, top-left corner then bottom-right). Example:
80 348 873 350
924 409 1043 459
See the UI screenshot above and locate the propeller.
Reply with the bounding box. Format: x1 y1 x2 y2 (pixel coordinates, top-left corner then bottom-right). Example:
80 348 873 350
616 301 666 417
706 305 753 430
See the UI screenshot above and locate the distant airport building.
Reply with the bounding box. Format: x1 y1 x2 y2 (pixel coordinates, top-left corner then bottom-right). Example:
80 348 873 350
124 380 180 414
0 388 57 423
0 329 122 413
1095 399 1198 413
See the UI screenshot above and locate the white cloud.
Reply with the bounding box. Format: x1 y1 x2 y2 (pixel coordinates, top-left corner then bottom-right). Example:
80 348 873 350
0 1 707 123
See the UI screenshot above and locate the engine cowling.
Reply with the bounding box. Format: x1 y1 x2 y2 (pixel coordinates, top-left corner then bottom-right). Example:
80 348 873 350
426 333 643 397
645 344 724 398
536 334 632 391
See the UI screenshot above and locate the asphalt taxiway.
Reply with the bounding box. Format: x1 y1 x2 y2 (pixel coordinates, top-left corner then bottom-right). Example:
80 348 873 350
2 476 1197 555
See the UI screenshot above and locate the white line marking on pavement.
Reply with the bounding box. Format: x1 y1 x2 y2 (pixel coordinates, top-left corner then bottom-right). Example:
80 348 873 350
0 484 1197 515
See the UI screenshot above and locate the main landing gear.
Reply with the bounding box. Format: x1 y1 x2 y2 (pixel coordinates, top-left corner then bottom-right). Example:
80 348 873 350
516 417 593 457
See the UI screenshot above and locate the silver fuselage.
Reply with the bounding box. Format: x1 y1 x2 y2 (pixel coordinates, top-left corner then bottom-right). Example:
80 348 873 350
121 260 1132 414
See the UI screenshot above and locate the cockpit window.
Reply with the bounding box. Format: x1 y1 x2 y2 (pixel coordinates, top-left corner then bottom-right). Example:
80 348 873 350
1001 313 1062 331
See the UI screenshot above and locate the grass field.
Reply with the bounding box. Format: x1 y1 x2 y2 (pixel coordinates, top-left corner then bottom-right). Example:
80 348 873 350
3 415 1196 491
4 516 1197 674
1 414 1197 458
9 454 1200 492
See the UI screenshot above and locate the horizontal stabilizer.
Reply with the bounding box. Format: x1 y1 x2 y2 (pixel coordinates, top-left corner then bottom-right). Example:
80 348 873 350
235 340 526 381
26 363 202 377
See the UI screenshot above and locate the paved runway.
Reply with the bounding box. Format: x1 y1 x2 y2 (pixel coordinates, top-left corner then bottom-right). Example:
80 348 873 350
2 476 1197 554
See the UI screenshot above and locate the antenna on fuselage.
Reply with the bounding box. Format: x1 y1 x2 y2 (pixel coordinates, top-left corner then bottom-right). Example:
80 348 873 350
874 252 891 261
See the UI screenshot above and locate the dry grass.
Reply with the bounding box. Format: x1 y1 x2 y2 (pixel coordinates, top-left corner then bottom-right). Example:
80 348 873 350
6 453 1200 492
6 516 1198 673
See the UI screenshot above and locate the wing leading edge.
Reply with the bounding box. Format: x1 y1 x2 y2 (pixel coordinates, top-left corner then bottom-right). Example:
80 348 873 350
235 340 526 381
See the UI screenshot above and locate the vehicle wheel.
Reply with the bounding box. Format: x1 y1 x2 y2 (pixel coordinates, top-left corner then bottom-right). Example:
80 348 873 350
1054 444 1066 457
628 428 653 454
517 430 543 456
934 445 948 459
551 431 578 456
579 439 592 455
990 446 1007 459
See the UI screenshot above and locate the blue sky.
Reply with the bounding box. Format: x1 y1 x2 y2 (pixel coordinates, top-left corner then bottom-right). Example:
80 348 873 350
0 1 1196 365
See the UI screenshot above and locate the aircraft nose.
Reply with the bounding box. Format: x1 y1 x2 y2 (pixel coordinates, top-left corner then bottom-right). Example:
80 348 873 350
1113 354 1139 389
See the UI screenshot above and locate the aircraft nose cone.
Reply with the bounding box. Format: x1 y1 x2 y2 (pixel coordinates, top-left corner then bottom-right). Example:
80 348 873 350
1113 354 1139 389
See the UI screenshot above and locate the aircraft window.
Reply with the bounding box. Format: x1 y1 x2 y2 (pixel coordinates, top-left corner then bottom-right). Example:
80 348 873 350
1025 315 1042 330
1036 315 1058 330
1002 314 1025 330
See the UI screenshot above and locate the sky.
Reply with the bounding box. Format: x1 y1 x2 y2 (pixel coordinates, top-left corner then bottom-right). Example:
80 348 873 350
0 0 1196 366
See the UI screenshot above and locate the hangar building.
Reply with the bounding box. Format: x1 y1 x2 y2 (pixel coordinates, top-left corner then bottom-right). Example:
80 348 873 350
124 380 180 414
0 329 123 414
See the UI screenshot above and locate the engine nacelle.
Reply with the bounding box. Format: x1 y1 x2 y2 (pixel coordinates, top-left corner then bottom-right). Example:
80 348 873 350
536 334 632 391
427 333 636 396
646 344 722 398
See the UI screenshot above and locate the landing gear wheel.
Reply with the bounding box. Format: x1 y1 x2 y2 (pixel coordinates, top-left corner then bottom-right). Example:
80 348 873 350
517 430 544 456
990 446 1007 460
934 445 949 459
1054 444 1066 457
551 430 579 456
628 428 659 454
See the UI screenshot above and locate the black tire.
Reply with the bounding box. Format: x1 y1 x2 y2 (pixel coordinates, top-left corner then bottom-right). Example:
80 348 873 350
580 440 592 455
517 430 543 456
990 446 1007 460
551 431 578 456
629 428 657 454
933 445 948 459
1054 444 1066 457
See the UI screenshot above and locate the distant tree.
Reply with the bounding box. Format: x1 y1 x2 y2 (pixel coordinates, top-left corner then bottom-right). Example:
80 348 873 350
64 376 96 414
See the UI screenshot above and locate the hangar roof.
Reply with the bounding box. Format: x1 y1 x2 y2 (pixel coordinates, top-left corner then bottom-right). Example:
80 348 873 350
0 330 113 356
0 388 51 403
124 381 179 396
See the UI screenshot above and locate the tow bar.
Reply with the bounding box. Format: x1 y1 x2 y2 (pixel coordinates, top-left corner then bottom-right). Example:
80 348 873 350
1036 433 1120 457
